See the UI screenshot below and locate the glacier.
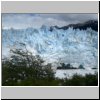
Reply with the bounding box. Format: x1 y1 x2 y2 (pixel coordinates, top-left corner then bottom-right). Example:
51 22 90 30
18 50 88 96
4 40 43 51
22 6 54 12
2 25 98 69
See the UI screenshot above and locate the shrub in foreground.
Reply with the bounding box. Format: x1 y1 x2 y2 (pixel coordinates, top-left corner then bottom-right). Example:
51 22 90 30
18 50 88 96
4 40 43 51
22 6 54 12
2 43 98 86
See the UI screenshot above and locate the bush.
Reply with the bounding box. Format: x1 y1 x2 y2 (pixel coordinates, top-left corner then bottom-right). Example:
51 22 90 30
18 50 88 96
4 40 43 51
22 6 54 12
2 43 55 86
2 43 98 86
62 73 98 86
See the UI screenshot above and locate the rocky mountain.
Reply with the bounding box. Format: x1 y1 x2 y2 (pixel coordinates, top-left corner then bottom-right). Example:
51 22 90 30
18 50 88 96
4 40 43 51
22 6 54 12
53 20 98 31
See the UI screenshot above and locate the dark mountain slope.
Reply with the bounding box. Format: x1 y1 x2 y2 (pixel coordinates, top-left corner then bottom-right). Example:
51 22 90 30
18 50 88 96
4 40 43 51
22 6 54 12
53 20 98 31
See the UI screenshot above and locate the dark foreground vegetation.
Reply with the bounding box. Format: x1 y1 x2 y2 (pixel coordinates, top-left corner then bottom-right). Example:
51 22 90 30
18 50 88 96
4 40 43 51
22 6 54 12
2 43 98 86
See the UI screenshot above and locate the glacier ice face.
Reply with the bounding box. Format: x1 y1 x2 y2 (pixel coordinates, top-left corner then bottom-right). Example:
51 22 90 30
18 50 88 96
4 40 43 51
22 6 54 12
2 26 98 68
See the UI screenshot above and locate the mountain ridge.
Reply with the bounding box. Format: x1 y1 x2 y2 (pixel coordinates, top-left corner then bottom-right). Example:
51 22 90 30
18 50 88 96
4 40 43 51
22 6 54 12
52 20 98 32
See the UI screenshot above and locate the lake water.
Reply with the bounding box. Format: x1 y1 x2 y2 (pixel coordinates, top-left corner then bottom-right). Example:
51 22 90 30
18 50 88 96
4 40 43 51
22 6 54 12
55 69 98 79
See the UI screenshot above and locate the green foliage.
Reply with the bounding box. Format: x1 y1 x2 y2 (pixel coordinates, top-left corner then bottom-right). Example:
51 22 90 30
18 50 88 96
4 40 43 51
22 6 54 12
2 43 98 86
2 44 55 86
62 73 98 86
